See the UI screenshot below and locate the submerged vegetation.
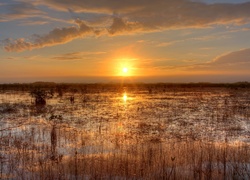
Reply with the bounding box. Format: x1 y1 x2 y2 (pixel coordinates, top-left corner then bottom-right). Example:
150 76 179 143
0 82 250 179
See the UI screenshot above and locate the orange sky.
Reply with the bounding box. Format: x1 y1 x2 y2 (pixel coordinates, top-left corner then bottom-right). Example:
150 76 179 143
1 0 250 83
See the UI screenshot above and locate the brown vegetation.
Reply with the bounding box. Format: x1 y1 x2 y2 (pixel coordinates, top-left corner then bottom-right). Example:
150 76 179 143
0 83 249 179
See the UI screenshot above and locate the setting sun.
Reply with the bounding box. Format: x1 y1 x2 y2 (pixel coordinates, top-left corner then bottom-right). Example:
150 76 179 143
113 58 136 76
122 67 128 74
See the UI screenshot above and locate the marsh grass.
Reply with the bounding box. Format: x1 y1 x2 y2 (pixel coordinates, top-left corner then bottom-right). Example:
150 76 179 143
0 84 250 179
1 129 249 179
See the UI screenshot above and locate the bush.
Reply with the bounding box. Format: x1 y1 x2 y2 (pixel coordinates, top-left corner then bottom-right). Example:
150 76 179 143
30 89 53 106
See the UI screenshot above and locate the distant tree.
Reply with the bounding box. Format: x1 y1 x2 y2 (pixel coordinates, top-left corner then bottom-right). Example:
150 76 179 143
70 96 75 104
30 89 53 106
56 85 67 97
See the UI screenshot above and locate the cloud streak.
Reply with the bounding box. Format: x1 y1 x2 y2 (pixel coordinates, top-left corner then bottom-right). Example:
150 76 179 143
212 48 250 65
177 48 250 73
4 20 98 52
0 1 45 22
51 51 106 61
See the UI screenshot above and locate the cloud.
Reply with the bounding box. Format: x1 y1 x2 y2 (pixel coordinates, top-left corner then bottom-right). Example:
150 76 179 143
4 20 99 52
3 0 250 51
108 17 143 35
243 26 250 30
212 48 250 64
20 20 48 25
0 1 72 24
3 16 142 52
39 0 250 29
37 0 147 14
42 0 250 33
155 34 229 47
145 48 250 75
178 48 250 73
4 57 18 61
52 51 106 61
0 1 45 22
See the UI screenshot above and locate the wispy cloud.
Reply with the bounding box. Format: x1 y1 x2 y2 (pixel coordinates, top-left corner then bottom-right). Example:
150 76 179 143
242 27 250 31
177 48 250 73
4 20 99 52
0 1 45 22
0 1 74 25
20 20 48 26
212 48 250 65
2 55 41 61
144 48 250 75
156 34 229 47
4 57 18 61
51 51 106 61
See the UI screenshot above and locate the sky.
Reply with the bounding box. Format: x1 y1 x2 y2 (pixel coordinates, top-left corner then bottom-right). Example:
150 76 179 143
1 0 250 83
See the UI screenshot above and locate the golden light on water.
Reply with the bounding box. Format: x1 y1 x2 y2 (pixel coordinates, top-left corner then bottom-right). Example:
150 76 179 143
123 93 127 102
117 122 124 132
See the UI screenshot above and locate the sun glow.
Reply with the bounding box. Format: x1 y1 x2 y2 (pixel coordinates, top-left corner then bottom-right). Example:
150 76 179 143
113 57 138 76
122 67 129 76
123 67 128 73
119 64 132 76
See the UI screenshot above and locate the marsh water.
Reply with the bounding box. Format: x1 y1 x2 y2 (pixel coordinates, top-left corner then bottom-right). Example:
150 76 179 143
0 85 250 179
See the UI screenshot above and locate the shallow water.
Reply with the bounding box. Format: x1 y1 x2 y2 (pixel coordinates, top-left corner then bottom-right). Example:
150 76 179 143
0 87 250 179
1 88 250 145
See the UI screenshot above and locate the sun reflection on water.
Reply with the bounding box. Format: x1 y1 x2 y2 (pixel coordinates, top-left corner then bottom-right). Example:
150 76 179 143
123 93 127 102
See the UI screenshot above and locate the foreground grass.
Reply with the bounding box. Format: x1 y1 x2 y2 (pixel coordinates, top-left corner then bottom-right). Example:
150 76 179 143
1 122 249 179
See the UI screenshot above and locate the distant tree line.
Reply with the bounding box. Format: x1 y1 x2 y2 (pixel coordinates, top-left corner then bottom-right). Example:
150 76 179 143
0 81 250 93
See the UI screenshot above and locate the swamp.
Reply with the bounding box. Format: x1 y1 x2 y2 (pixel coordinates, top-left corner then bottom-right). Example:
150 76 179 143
0 82 250 179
